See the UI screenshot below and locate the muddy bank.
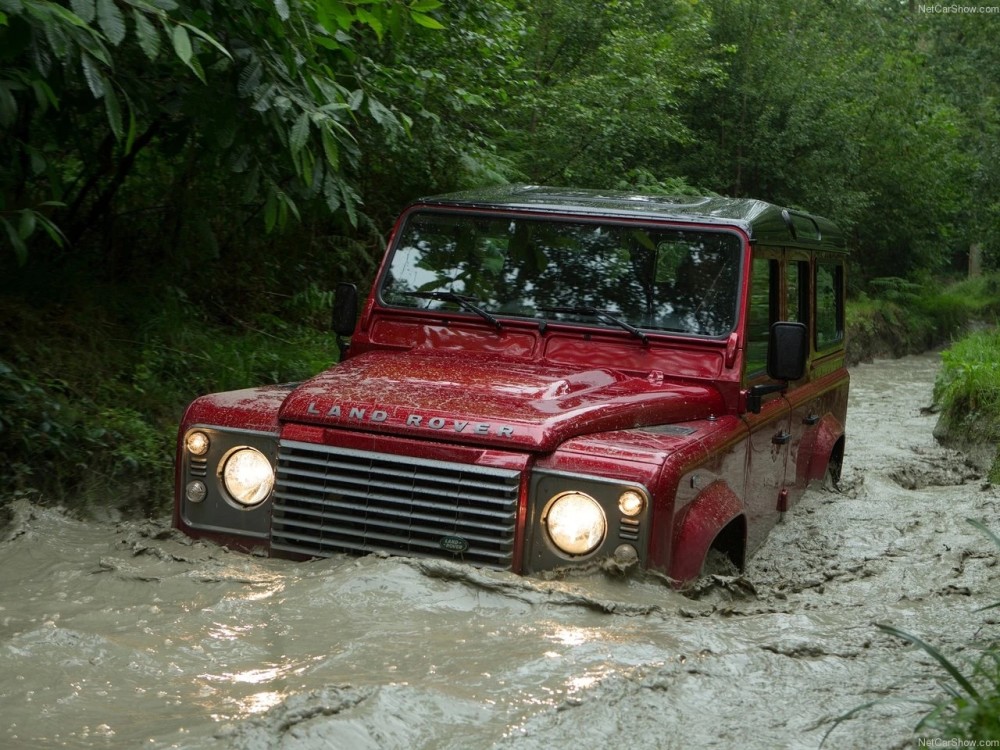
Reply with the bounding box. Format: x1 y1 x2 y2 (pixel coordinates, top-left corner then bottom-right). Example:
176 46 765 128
844 304 955 367
1 353 998 749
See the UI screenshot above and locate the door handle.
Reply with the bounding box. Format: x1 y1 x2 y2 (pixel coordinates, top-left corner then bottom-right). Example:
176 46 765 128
772 431 792 445
803 414 820 426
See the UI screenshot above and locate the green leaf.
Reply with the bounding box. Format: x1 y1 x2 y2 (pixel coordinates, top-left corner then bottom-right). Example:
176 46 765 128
409 0 442 11
70 0 96 24
17 209 36 240
367 96 398 129
124 96 137 153
238 58 263 97
290 112 310 153
96 0 126 45
171 24 192 67
2 218 28 266
274 0 289 21
312 35 340 52
132 10 160 60
104 84 123 140
321 128 339 169
80 54 106 98
323 173 341 212
340 180 358 227
322 0 355 31
43 3 89 28
35 213 67 248
968 518 1000 551
410 11 444 30
356 7 383 40
30 78 59 110
179 22 232 60
877 624 982 702
281 192 300 222
264 189 278 232
348 88 364 110
170 24 206 82
185 53 205 83
387 4 402 39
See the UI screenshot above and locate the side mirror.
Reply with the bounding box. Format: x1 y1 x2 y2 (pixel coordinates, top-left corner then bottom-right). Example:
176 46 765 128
332 282 358 337
747 321 809 414
767 321 808 382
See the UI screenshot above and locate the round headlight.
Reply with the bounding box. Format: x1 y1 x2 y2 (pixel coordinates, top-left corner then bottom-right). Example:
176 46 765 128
222 448 274 507
618 490 645 517
186 431 210 456
545 491 606 556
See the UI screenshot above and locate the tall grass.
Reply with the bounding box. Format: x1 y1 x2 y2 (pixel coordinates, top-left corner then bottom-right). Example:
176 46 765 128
933 328 1000 483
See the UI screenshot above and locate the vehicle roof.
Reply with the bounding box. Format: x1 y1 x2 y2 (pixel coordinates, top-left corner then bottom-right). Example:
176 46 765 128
413 184 847 252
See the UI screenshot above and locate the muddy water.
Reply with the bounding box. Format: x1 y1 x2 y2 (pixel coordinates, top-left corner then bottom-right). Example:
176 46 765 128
2 353 998 749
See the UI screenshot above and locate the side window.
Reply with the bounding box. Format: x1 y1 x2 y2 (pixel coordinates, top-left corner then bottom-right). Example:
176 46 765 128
816 262 844 349
745 257 779 376
785 260 809 323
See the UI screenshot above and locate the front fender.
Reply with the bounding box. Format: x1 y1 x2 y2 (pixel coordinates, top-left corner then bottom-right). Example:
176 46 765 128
669 480 745 582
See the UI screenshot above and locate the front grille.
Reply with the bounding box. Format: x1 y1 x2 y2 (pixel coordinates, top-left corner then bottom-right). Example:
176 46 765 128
270 439 521 569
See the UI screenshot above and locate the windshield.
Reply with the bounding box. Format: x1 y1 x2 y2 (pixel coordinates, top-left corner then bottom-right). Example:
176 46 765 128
380 211 743 337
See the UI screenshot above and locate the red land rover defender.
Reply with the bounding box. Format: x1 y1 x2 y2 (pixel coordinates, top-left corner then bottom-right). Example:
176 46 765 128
174 186 848 583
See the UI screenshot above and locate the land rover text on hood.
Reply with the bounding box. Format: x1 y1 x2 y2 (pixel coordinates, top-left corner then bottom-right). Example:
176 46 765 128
174 185 849 583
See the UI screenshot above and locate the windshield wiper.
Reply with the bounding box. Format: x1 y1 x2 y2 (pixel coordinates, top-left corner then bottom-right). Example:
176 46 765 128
403 291 503 332
538 305 649 346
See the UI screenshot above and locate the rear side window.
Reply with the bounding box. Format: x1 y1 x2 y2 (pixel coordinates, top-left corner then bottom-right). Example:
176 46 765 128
785 260 809 324
816 262 844 349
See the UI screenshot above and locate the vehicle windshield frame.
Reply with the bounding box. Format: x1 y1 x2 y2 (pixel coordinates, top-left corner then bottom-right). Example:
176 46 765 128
376 207 746 340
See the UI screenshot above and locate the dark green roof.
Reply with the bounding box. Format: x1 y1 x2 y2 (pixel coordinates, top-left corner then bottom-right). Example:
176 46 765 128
414 185 847 252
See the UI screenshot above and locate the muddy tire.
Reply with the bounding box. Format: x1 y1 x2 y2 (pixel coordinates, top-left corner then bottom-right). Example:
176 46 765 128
822 462 842 492
702 547 739 577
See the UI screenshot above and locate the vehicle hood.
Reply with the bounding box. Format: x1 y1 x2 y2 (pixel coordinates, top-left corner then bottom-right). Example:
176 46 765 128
278 350 725 451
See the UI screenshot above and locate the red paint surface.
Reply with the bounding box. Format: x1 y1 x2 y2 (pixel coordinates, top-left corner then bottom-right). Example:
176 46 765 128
278 349 727 452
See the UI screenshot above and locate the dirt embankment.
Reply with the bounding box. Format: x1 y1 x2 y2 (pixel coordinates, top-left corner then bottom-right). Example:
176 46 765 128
845 307 941 366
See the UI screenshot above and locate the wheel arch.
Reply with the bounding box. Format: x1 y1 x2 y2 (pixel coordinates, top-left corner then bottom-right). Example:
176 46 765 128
669 479 746 582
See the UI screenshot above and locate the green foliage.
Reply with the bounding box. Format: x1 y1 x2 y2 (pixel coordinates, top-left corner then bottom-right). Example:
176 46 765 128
504 0 725 188
0 284 337 509
669 0 989 281
935 330 1000 416
933 328 1000 481
0 0 448 267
